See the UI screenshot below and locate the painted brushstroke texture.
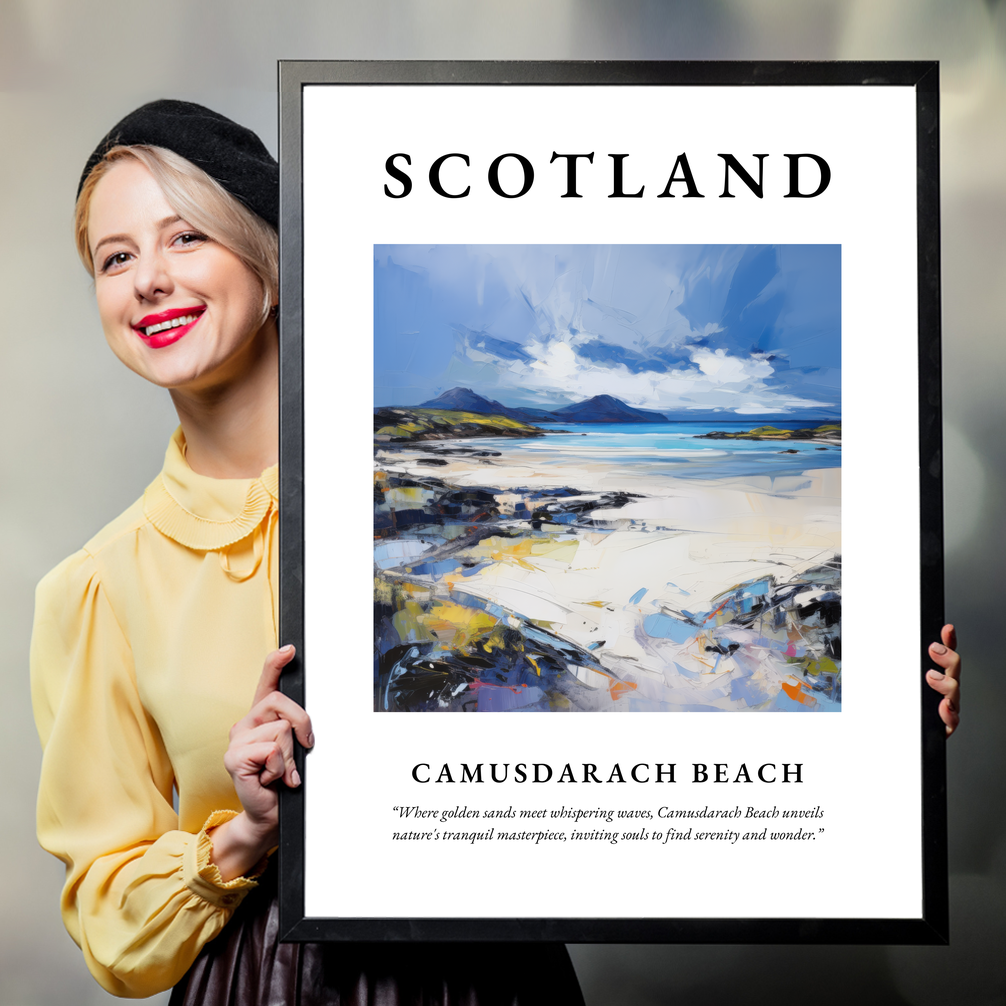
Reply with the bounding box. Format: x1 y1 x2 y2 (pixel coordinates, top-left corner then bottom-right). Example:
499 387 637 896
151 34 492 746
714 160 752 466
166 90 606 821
373 246 841 712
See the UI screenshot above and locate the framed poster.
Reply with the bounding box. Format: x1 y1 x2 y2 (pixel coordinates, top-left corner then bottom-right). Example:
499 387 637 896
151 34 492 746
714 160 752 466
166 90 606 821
277 61 946 943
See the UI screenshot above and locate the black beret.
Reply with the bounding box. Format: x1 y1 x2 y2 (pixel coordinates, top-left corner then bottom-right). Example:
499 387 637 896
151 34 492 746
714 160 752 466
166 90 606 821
78 99 278 228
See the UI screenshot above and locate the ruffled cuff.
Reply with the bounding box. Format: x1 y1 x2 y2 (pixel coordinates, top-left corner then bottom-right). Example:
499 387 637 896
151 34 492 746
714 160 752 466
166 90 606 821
182 810 269 910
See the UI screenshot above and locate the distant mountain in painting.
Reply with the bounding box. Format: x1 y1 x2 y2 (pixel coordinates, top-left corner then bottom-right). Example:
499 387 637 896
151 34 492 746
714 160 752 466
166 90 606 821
550 394 667 423
418 388 555 423
414 387 837 426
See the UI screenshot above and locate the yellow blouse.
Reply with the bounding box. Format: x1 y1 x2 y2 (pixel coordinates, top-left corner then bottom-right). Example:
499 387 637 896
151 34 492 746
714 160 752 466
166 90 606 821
31 428 279 998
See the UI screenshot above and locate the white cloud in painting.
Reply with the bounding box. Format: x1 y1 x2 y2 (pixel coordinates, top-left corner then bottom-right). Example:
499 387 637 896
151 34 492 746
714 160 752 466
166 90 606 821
373 244 841 416
510 337 831 414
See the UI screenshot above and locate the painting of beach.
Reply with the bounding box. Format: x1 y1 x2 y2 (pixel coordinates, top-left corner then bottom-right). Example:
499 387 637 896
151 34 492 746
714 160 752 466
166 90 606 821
374 245 841 712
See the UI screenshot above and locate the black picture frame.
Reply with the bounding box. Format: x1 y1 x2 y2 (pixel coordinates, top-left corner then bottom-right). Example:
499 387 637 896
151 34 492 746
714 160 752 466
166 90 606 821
277 60 945 944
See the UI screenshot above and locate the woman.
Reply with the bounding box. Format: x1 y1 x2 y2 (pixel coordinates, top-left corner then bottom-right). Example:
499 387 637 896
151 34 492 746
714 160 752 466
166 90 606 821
33 99 963 1003
31 100 586 1003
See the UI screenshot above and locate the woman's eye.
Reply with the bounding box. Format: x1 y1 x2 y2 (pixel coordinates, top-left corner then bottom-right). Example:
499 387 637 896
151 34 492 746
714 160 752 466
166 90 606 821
101 251 132 273
173 231 208 248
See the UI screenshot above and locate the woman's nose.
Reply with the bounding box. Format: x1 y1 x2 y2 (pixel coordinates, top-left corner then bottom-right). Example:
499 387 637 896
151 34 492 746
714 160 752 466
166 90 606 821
133 249 173 302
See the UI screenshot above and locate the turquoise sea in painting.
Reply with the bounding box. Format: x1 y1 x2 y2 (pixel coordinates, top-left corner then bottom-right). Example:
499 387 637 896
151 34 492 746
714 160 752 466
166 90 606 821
484 422 842 480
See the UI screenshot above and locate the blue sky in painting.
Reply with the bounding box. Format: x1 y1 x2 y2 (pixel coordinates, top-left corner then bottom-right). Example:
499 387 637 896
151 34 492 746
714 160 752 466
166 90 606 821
374 245 840 417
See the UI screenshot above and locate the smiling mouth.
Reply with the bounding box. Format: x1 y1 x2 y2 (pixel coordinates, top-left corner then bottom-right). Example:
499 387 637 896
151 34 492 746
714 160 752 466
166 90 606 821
134 307 206 338
142 313 199 337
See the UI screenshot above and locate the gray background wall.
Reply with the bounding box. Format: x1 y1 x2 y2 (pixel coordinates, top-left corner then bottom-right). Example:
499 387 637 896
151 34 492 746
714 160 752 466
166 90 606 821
1 2 1003 1003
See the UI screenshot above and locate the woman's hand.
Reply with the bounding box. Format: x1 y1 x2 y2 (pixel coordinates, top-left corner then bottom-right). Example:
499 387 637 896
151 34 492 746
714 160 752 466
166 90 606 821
209 645 314 881
926 624 961 738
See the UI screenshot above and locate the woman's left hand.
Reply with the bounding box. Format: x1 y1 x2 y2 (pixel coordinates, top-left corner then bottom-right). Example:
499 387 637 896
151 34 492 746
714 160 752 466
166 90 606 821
926 624 961 737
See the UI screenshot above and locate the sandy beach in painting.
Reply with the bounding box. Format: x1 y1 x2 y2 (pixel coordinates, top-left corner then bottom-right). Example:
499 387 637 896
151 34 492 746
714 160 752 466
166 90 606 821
374 432 841 713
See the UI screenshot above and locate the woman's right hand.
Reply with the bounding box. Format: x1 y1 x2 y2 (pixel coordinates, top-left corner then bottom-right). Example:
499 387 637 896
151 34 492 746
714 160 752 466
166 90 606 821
209 645 314 881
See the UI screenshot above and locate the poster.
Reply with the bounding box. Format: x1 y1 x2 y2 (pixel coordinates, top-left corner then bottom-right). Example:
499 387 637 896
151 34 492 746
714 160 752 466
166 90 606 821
278 62 945 942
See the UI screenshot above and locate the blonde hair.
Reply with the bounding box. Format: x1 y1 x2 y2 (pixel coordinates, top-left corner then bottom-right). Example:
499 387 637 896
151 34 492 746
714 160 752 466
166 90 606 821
75 145 278 323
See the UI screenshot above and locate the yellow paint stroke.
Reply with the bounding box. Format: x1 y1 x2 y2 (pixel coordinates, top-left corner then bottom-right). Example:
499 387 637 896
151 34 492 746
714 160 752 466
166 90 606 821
483 623 525 655
527 655 542 677
376 424 419 437
802 655 838 677
392 599 497 649
376 578 432 605
384 486 434 506
470 534 579 569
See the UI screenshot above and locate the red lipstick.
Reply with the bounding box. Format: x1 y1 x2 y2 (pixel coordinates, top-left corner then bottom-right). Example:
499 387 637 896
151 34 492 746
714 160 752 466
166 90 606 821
132 306 205 349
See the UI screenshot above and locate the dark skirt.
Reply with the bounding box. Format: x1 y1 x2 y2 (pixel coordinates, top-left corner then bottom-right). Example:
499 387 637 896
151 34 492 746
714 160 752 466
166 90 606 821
169 869 585 1006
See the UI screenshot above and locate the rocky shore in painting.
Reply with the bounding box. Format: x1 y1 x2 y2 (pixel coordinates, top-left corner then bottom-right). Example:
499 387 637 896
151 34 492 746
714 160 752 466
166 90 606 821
374 407 549 443
698 423 841 444
374 432 842 713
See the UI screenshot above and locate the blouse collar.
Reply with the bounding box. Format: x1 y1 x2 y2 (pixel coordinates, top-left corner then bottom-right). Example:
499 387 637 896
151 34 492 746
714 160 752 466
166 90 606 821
143 428 278 551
